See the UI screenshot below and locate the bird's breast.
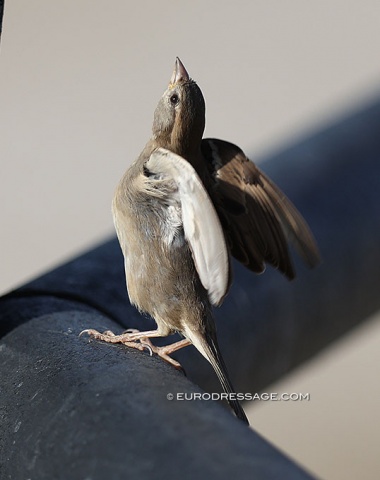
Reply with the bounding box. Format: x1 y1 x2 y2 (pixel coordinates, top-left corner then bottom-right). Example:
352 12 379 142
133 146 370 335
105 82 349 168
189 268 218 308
112 169 199 322
113 169 188 269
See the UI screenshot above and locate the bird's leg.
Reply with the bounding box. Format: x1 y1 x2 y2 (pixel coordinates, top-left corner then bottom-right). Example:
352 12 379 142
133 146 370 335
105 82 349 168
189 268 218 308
80 328 191 370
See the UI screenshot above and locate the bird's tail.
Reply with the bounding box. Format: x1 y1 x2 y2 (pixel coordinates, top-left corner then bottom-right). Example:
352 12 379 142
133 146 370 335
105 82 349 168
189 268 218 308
186 328 249 424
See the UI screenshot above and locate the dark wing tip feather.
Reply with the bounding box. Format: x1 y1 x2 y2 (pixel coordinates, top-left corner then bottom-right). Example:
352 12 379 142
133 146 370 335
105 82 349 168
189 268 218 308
201 138 320 278
259 169 321 270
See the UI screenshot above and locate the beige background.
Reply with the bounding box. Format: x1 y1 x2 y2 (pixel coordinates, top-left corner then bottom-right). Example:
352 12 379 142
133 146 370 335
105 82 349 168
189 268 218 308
1 2 380 478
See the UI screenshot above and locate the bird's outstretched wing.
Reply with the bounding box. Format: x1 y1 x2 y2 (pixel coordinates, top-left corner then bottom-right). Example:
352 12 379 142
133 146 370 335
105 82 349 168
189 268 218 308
146 147 230 306
201 138 320 279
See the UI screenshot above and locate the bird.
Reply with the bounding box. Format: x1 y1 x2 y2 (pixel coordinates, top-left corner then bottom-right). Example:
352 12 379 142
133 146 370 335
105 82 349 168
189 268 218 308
81 57 320 425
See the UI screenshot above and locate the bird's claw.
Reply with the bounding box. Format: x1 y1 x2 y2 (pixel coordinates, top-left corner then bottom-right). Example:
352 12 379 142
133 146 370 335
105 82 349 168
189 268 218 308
80 328 187 372
79 328 153 356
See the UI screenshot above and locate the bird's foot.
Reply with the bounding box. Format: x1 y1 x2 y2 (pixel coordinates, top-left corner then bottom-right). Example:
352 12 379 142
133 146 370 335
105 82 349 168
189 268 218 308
79 328 153 355
80 328 190 371
133 336 191 370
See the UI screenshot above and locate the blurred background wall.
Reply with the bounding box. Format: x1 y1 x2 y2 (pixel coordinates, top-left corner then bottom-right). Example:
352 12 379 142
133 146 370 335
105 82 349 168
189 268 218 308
1 2 380 478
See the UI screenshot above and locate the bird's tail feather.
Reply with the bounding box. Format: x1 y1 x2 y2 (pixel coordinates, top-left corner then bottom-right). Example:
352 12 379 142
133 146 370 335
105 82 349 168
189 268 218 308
187 329 249 424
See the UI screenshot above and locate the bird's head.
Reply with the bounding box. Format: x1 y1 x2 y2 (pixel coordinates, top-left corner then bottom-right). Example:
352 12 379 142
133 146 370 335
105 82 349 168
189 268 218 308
152 58 205 158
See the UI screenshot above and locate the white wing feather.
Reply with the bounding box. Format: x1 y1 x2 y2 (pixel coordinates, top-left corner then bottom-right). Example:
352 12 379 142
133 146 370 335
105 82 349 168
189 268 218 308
146 148 229 306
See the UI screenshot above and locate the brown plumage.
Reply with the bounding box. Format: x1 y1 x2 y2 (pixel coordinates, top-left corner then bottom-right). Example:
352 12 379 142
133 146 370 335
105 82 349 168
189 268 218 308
201 138 319 279
82 58 320 425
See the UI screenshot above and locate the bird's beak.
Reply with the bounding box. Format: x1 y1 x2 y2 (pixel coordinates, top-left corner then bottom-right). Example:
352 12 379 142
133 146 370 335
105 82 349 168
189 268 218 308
170 57 190 86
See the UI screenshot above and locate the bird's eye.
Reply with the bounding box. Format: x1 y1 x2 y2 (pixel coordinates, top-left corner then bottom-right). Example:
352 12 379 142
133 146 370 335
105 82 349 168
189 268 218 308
170 94 179 105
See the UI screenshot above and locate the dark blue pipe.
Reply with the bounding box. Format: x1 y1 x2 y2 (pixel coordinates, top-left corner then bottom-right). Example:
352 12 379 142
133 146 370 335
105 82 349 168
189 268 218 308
2 96 380 478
